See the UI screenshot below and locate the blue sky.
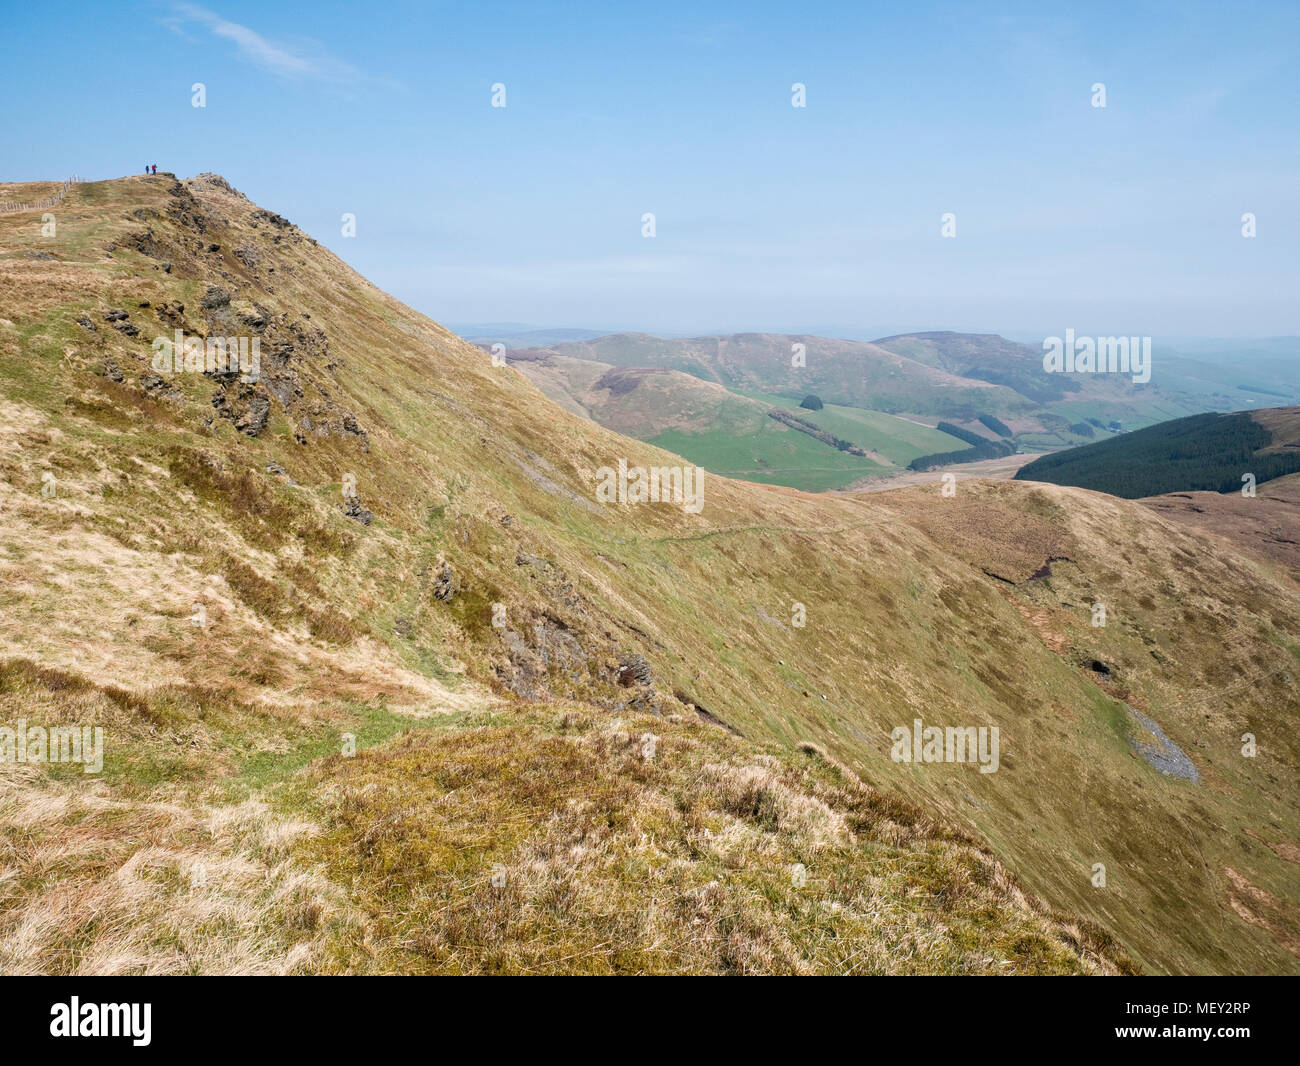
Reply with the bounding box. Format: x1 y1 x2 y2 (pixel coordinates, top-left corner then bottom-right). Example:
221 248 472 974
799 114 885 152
3 1 1297 338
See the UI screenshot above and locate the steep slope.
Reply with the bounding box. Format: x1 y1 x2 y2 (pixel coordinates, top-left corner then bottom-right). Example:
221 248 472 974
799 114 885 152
0 175 1296 975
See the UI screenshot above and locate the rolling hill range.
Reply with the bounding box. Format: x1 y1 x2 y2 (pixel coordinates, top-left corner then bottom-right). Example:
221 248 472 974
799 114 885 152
505 351 973 490
1016 408 1300 499
1 174 1297 975
873 331 1076 406
511 331 1034 420
506 331 1299 491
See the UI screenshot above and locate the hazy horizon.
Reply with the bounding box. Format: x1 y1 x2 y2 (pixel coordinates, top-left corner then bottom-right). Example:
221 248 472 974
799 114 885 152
3 1 1297 339
446 320 1300 346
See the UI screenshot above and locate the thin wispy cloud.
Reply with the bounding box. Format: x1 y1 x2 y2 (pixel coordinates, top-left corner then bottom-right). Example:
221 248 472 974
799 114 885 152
167 2 363 83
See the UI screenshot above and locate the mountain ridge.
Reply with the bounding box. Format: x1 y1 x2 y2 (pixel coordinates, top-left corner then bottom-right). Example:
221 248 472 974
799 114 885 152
1 173 1296 975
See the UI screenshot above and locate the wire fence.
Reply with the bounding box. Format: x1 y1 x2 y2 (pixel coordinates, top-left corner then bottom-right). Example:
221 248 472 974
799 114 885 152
0 175 82 216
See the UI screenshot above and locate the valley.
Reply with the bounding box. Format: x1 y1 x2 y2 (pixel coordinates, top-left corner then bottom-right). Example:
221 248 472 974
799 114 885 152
502 330 1297 495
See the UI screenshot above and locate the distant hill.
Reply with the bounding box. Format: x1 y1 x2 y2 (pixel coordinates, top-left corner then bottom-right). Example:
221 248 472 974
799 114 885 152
511 329 1264 489
1016 408 1300 498
519 329 1299 439
873 331 1079 405
461 326 612 348
513 332 1034 419
508 351 975 489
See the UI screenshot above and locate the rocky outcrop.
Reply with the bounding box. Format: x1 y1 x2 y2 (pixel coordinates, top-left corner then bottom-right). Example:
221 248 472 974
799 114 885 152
200 285 232 310
211 381 270 436
154 300 185 326
341 496 374 525
102 309 139 337
430 558 458 600
617 653 652 687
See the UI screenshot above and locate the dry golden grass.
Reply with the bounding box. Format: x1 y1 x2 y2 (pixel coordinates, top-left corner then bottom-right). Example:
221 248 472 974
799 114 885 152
0 767 334 974
297 705 1132 975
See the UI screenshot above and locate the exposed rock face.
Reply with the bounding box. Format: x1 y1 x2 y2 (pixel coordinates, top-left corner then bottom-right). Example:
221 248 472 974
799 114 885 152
155 300 185 326
292 405 368 449
212 382 270 436
341 496 374 525
494 617 587 701
240 391 271 435
252 209 292 230
81 178 367 461
200 285 232 309
102 309 139 336
430 559 458 600
481 547 668 711
617 653 652 687
166 183 212 234
121 229 170 260
189 172 248 199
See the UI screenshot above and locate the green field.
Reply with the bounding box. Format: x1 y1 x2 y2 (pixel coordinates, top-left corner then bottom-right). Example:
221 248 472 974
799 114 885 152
646 420 884 491
736 392 971 465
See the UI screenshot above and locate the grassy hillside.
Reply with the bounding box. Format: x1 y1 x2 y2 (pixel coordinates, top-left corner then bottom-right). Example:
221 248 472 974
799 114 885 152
1141 473 1300 578
1016 409 1300 498
1 174 1296 975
